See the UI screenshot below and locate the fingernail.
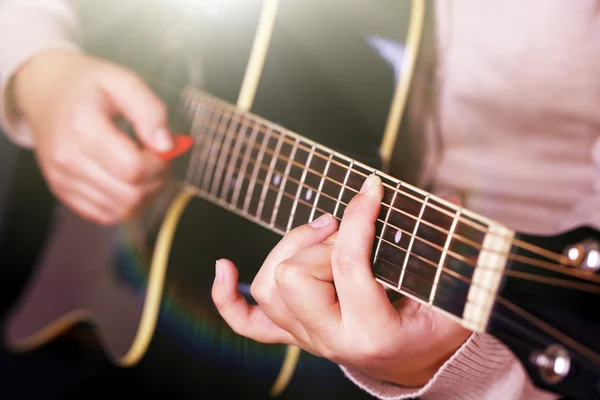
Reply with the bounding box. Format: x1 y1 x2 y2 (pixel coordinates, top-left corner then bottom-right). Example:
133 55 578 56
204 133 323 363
155 128 173 152
360 174 376 194
309 213 331 228
215 260 223 283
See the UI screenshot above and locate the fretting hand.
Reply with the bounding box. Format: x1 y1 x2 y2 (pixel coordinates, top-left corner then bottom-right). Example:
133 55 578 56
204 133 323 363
11 49 173 225
212 174 472 387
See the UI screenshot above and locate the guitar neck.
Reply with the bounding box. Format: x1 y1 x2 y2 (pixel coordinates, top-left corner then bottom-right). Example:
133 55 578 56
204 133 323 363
180 87 515 332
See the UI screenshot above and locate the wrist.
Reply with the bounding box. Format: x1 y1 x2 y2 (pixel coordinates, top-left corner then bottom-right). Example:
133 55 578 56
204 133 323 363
365 328 472 388
12 48 81 122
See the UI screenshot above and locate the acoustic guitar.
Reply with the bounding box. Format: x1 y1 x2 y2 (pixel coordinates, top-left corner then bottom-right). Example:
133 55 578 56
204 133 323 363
1 1 599 400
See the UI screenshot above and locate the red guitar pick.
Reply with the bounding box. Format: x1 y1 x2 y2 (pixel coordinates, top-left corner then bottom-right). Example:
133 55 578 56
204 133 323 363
157 134 194 161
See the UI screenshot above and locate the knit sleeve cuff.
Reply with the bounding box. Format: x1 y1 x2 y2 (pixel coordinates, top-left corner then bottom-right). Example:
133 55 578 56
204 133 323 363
339 333 544 400
0 0 80 147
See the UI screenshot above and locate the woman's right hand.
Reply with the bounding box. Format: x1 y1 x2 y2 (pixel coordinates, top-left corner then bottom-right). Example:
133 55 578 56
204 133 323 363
11 49 173 225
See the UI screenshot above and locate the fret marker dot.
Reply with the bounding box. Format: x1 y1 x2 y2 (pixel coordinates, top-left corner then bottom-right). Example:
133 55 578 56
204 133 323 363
231 176 237 188
305 188 313 201
273 173 282 186
394 230 402 244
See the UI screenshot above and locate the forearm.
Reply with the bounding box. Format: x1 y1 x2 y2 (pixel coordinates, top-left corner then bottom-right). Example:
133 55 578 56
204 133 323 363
0 0 80 147
340 333 558 400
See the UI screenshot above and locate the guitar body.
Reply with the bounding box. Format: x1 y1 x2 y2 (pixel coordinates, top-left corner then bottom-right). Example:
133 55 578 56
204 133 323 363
3 3 600 399
1 1 426 398
2 181 179 365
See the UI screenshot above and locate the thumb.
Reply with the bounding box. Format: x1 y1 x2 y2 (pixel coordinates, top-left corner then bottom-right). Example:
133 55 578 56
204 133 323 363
101 68 173 153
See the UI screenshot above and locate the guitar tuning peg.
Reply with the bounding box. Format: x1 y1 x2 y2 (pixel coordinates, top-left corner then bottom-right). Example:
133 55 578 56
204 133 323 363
563 239 600 272
529 344 571 385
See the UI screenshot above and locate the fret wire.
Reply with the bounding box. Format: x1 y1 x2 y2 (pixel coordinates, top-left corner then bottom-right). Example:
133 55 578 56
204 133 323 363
195 107 225 188
211 114 239 196
211 112 241 197
187 110 490 274
188 108 478 272
184 96 208 184
429 208 462 305
287 144 316 232
398 194 429 290
189 103 219 186
253 165 498 298
310 152 333 223
192 156 500 301
257 131 285 219
220 114 250 201
187 92 519 249
193 105 225 188
181 93 563 321
270 137 300 228
201 110 233 192
182 91 197 183
231 120 260 207
185 98 486 247
334 160 354 218
237 131 486 260
185 132 503 305
373 181 401 264
185 93 526 266
243 126 272 214
194 120 481 251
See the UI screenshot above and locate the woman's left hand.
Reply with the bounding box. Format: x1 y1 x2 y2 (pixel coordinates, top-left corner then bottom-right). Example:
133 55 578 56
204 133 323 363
211 175 471 387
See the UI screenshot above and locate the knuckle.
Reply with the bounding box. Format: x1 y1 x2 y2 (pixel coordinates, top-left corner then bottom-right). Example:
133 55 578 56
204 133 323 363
331 248 361 272
274 261 299 288
123 155 145 183
343 198 363 217
48 175 67 197
70 112 91 139
50 148 73 170
250 281 272 305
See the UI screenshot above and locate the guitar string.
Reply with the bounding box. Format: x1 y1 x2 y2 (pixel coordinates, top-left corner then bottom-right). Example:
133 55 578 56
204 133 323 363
193 157 600 364
186 101 503 248
187 127 600 362
495 296 600 365
208 146 600 294
191 91 568 264
185 90 575 282
193 150 499 300
180 93 600 365
174 90 600 366
184 109 600 294
184 100 600 286
190 100 600 286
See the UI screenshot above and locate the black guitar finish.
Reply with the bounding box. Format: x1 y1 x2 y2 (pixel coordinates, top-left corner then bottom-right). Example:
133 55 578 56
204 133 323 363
491 227 600 400
2 2 599 400
1 1 412 399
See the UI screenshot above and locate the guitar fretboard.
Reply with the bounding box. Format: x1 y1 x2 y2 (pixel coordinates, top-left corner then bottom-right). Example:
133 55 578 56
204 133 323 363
180 87 514 332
